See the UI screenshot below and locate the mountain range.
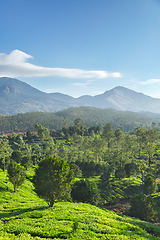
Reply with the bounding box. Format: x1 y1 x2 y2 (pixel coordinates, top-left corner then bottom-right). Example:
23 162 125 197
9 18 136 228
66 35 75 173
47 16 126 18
0 77 160 115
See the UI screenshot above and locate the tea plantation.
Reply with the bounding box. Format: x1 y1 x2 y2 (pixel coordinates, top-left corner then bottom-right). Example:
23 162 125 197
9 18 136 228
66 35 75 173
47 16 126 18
0 169 160 239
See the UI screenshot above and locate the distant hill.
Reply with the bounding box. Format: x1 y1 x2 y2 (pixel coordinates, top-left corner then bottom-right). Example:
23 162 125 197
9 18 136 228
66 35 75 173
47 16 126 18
0 106 159 133
0 77 160 114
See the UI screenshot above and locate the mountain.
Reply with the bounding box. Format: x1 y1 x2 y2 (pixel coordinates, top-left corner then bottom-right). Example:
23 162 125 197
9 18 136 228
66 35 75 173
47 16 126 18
0 77 160 115
0 77 75 115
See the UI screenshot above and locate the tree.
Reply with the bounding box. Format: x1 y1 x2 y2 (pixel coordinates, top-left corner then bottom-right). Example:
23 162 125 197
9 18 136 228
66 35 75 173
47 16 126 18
69 163 82 177
71 179 100 205
21 156 32 170
0 138 12 174
99 167 110 188
7 162 26 192
129 193 156 222
143 175 158 195
114 128 123 152
33 155 74 207
115 166 126 179
124 162 137 178
102 123 113 148
11 150 23 163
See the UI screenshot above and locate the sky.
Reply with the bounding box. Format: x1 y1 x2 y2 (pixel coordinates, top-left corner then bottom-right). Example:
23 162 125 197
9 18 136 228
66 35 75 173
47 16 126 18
0 0 160 98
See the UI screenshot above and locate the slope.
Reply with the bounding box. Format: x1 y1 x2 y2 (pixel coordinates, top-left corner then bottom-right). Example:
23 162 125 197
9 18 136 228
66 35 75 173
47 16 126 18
0 106 157 133
0 77 74 115
0 169 160 239
1 77 160 114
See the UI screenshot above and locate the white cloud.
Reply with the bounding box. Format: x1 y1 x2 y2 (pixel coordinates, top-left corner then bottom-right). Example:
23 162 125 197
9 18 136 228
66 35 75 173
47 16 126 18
72 80 93 87
140 79 160 85
109 72 122 77
0 50 122 79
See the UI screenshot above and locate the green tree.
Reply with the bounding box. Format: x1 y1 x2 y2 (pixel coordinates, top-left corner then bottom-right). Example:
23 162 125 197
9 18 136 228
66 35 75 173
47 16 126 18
114 128 123 152
11 150 23 163
129 193 156 222
33 155 74 207
21 156 32 170
143 175 158 195
99 167 110 188
7 162 26 192
70 163 82 177
71 179 100 205
102 123 113 148
0 138 12 174
124 162 137 178
115 166 126 179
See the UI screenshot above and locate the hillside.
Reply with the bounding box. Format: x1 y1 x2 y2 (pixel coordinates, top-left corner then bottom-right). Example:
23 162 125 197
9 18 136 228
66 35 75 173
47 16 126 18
0 169 160 240
0 77 74 115
1 77 160 114
0 107 159 133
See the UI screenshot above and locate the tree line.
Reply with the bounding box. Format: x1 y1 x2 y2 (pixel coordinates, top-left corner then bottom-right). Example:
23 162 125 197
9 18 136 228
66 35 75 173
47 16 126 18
1 106 160 133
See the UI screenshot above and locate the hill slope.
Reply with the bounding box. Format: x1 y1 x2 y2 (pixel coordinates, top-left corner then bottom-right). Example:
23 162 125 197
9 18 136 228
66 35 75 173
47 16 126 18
0 107 158 132
1 77 160 114
0 169 160 239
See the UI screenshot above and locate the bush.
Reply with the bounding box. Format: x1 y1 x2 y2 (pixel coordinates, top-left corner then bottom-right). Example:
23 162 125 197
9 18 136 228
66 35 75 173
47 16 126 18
143 175 158 195
115 167 126 179
71 179 100 205
129 193 156 222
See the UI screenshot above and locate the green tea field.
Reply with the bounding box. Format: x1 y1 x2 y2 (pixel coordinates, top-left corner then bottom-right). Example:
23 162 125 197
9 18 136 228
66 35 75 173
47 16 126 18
0 169 160 240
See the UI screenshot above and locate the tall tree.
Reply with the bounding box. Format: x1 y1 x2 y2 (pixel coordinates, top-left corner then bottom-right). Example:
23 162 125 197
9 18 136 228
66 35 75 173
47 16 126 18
0 138 12 174
102 123 113 149
33 155 74 207
7 162 26 192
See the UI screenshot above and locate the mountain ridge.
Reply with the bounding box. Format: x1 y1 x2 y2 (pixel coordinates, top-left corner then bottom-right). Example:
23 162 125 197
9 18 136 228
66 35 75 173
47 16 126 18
0 77 160 115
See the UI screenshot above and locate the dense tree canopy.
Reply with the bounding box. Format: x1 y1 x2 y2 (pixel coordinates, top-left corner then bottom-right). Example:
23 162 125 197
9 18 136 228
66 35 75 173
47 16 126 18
7 161 26 192
33 155 74 207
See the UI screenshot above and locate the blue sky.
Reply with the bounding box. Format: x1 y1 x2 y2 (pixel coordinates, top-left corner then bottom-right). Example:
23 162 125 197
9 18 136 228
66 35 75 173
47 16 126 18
0 0 160 98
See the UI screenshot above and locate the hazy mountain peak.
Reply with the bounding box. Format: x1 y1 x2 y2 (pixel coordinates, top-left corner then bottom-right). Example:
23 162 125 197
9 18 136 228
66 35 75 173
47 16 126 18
0 77 160 115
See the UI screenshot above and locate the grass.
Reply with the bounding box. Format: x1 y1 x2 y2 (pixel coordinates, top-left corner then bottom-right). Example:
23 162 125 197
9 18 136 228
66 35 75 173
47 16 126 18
0 169 160 239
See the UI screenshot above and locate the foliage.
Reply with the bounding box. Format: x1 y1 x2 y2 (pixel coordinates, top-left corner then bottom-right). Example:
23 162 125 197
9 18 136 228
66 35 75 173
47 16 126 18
71 179 100 205
143 175 158 195
115 166 126 179
11 150 23 163
69 163 82 177
7 161 26 192
129 193 156 222
124 162 137 178
1 170 160 239
32 155 74 206
21 156 32 170
0 106 158 132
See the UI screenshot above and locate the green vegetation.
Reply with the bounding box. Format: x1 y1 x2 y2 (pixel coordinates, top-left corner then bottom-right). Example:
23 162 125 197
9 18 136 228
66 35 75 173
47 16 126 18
0 170 160 240
71 179 100 205
33 155 74 206
7 161 26 192
129 193 156 222
0 117 160 238
1 106 160 133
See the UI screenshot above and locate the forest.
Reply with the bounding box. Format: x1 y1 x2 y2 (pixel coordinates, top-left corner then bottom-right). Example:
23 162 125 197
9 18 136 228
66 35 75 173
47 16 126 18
0 106 160 133
1 116 160 239
0 118 160 215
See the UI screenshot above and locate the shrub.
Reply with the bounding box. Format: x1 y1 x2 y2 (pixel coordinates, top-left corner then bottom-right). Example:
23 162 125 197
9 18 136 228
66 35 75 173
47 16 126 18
143 175 158 195
129 193 156 222
115 167 126 179
71 179 100 205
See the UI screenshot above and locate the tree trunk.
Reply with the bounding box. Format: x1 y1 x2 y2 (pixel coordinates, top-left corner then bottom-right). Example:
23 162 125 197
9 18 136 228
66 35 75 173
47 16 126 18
49 198 54 207
14 184 17 193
